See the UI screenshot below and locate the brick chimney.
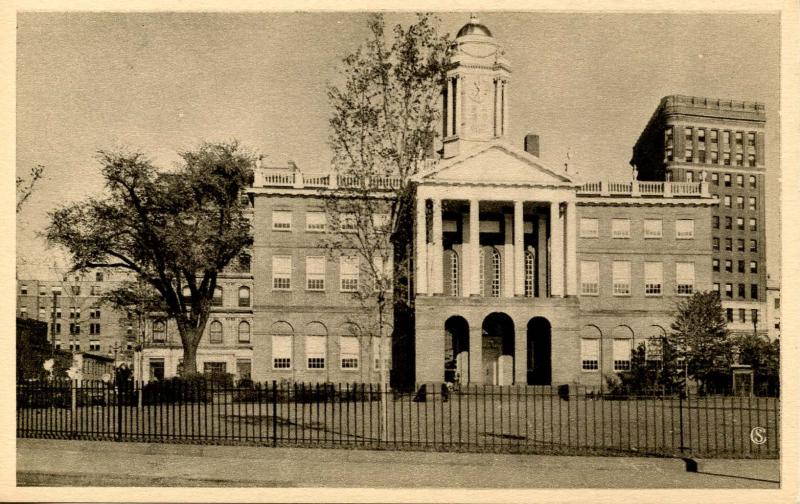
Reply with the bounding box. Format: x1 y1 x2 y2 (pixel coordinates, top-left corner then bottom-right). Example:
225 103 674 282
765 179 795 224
524 134 540 157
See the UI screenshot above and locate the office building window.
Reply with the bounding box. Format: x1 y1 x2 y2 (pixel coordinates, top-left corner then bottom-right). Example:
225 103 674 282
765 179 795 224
697 150 706 163
737 217 744 230
272 210 292 230
684 127 693 142
686 170 693 183
340 256 360 292
664 127 673 146
340 336 360 369
644 262 663 296
738 284 745 299
750 261 758 273
19 308 27 318
676 262 695 295
612 261 631 296
737 239 744 252
723 152 731 165
748 154 756 167
725 283 733 298
749 197 757 211
20 285 27 295
272 255 292 290
738 260 745 273
644 219 662 238
710 151 718 164
209 320 223 343
684 149 693 162
735 153 743 166
675 219 694 239
749 175 756 188
611 218 630 238
725 260 732 273
736 174 743 187
749 218 757 231
711 172 719 185
272 335 292 369
750 239 758 252
581 338 599 371
735 131 743 146
579 218 599 238
580 261 599 296
613 339 632 371
712 283 720 293
751 284 759 300
739 308 746 323
736 196 744 209
725 216 732 229
712 259 719 272
306 334 326 369
724 173 731 187
725 238 732 251
712 216 719 229
89 322 101 335
726 309 734 323
306 256 326 291
697 128 705 145
747 131 755 146
305 211 327 232
712 238 719 251
710 129 718 144
724 195 731 208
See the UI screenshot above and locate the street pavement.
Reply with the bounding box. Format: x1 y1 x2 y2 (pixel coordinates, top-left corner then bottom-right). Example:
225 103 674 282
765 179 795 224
16 438 780 489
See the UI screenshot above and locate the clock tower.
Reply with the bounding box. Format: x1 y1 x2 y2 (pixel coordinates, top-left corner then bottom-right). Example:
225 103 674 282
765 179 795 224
442 14 512 159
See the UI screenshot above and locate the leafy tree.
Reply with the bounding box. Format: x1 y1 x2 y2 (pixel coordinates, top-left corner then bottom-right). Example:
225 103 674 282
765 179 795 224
16 164 44 213
325 13 452 391
46 141 254 375
734 333 780 395
669 291 734 394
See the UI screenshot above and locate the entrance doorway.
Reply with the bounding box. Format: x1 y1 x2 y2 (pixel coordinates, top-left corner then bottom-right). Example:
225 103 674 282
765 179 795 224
527 317 551 385
481 312 515 385
444 316 469 383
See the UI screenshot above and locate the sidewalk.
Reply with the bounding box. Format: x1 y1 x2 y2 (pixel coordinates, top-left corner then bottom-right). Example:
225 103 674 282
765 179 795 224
16 439 780 488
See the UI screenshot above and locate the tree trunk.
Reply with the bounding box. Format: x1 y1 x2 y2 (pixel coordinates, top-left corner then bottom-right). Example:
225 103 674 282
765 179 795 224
181 330 200 376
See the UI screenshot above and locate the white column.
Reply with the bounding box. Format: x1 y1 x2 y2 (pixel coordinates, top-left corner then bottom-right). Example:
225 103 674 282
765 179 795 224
537 215 547 298
502 80 509 137
469 199 480 296
565 200 577 296
446 78 453 137
415 196 428 295
461 211 471 298
549 201 564 297
455 76 463 137
432 198 443 295
513 201 525 296
493 78 500 137
503 213 514 298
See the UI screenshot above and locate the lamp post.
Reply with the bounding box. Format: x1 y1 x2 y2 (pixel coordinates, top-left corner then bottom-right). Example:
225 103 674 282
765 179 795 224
50 286 62 355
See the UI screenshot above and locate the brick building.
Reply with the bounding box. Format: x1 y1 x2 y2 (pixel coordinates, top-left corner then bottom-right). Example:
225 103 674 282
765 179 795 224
630 95 769 338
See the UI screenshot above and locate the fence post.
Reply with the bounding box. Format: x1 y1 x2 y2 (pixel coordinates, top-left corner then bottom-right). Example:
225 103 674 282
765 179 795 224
71 380 77 416
116 380 123 441
272 380 277 447
679 390 685 453
137 381 143 409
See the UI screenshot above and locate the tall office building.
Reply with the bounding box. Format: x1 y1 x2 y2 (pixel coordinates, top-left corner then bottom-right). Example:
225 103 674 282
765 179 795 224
631 95 768 337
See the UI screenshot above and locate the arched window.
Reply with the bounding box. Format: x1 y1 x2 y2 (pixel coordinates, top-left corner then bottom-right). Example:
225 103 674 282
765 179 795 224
271 321 294 369
524 249 534 297
238 286 251 307
479 248 485 296
209 320 223 343
305 322 328 369
181 286 192 305
238 321 251 343
447 250 459 297
153 320 166 342
212 286 223 306
490 248 501 297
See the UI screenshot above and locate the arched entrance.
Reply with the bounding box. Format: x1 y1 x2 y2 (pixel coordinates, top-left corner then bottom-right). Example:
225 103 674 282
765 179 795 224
527 317 551 385
481 312 514 385
444 316 469 383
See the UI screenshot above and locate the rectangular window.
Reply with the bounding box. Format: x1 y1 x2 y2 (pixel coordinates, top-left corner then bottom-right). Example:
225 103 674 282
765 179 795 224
339 213 358 232
579 218 599 238
676 262 695 295
95 272 104 282
747 132 755 146
737 217 744 230
684 149 693 162
712 259 719 272
697 150 706 163
664 149 673 162
340 256 359 292
149 359 165 381
71 285 81 296
710 129 718 144
750 239 758 252
306 335 326 369
710 151 718 164
711 172 719 185
684 127 693 142
687 171 693 183
735 131 743 146
19 308 27 318
737 196 744 209
748 154 756 167
750 261 757 273
643 219 662 238
775 298 780 309
203 362 227 375
736 174 743 187
738 284 746 298
735 153 743 166
613 339 632 371
340 337 360 369
752 309 759 324
738 260 745 273
713 283 720 293
20 285 27 295
712 216 719 229
725 283 733 298
723 130 730 145
89 340 100 352
237 359 252 380
612 261 631 296
580 261 599 296
725 238 732 251
580 338 599 371
724 173 731 187
90 285 101 296
749 175 756 188
272 255 292 290
611 218 630 238
723 152 731 165
737 239 745 252
751 284 759 300
305 211 327 232
272 210 292 230
644 262 663 296
305 256 326 291
739 308 746 323
664 127 673 147
725 260 732 273
712 238 719 251
724 195 731 208
697 128 705 145
749 197 756 211
675 219 694 239
725 216 732 230
726 309 734 323
272 335 292 369
749 218 757 231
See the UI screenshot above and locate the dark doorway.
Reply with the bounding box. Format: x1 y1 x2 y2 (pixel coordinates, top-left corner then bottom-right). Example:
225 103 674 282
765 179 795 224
444 316 469 383
481 312 515 385
527 317 551 385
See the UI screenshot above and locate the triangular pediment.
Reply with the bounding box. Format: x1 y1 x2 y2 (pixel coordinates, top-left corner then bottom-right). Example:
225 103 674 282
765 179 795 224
417 142 574 186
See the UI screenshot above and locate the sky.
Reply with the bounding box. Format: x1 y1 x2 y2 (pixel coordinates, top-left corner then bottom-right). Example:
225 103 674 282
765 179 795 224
16 11 781 280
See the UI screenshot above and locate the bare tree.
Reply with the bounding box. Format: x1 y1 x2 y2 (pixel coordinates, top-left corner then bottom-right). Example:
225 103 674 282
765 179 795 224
16 164 45 213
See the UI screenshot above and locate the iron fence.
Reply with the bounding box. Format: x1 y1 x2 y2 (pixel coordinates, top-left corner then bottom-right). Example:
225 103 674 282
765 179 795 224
16 380 779 458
